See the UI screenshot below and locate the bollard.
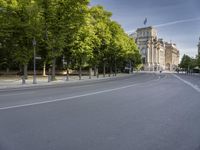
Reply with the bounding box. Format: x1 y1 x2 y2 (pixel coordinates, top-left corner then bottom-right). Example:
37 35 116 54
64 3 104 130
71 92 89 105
22 76 26 84
65 75 69 81
48 75 51 82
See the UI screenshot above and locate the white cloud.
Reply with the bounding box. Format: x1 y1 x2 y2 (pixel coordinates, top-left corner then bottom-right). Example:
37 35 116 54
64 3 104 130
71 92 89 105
154 17 200 28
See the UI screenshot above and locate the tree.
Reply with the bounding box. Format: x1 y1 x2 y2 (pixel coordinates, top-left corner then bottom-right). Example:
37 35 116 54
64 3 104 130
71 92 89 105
179 54 197 72
71 15 96 80
107 21 124 76
196 54 200 68
89 5 112 77
0 1 17 72
0 0 141 80
0 0 41 78
38 0 66 80
62 0 92 80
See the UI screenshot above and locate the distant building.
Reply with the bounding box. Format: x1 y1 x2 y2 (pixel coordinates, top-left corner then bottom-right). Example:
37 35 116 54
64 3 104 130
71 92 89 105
133 26 165 71
165 42 179 71
158 39 166 71
198 37 200 55
131 26 179 71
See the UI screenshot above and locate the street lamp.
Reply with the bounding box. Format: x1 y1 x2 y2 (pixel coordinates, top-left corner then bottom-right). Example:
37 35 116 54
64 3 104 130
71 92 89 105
33 37 37 84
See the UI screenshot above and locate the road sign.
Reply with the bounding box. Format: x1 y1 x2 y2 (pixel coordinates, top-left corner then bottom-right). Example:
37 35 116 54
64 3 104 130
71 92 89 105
36 56 41 60
63 62 67 65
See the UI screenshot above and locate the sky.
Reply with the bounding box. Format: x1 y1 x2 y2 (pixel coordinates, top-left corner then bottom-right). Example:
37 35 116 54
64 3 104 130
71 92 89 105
90 0 200 58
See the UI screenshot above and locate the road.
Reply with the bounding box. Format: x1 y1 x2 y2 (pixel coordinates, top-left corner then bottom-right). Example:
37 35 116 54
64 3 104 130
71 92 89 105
0 73 200 150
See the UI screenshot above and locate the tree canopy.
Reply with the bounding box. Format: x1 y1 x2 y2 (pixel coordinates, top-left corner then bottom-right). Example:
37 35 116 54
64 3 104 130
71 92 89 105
0 0 141 78
179 54 197 70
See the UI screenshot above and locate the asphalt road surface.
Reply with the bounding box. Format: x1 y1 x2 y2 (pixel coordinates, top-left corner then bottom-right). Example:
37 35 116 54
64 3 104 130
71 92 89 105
0 73 200 150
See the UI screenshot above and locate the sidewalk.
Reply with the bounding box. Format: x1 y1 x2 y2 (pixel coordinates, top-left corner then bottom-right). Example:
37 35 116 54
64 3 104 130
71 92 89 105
0 73 132 90
138 70 176 74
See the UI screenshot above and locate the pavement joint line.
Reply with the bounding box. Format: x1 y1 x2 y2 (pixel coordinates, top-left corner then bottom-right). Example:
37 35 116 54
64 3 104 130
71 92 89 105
0 76 161 111
173 74 200 93
0 91 35 97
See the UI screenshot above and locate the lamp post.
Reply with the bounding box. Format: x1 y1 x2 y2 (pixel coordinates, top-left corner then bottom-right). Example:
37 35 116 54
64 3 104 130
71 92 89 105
33 38 37 84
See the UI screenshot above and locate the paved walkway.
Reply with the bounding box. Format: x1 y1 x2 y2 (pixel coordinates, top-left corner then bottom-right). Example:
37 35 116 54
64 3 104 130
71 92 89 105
0 73 132 90
2 71 198 90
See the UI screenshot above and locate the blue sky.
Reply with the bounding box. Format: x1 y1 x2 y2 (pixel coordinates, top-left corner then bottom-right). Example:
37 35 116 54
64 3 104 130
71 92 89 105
90 0 200 58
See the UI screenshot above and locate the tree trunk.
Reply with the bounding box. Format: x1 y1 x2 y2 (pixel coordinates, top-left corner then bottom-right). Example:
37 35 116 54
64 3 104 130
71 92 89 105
43 62 46 76
114 59 117 76
48 68 51 82
24 64 28 79
96 67 99 78
19 66 22 75
103 62 106 77
89 67 92 79
66 66 69 81
129 61 132 74
109 66 112 77
94 65 97 76
114 65 117 76
6 68 9 73
52 58 56 81
79 65 82 80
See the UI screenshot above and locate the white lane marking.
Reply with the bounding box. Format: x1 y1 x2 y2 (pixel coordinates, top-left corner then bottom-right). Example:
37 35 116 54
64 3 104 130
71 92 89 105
0 76 161 111
0 84 140 110
173 74 200 93
0 91 35 97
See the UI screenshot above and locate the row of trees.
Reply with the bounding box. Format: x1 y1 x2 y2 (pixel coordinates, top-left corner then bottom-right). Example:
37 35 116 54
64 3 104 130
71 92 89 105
179 54 200 72
0 0 141 80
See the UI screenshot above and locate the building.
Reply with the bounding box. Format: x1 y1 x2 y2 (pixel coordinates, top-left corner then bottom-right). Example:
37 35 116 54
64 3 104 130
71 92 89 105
165 42 179 71
198 37 200 55
158 39 166 70
133 26 165 71
131 26 179 71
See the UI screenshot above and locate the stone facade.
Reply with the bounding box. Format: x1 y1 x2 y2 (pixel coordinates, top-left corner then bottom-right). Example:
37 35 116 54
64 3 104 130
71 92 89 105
165 43 179 71
131 26 179 71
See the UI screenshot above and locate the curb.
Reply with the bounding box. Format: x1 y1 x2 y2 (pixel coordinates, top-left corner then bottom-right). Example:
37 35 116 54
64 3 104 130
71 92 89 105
0 74 135 91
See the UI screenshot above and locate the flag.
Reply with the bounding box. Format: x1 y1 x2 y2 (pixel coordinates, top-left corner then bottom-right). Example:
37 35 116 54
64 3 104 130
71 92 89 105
144 17 147 25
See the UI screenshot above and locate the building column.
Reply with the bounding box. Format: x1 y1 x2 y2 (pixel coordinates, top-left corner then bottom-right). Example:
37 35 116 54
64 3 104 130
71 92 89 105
147 44 150 71
151 40 154 71
157 49 160 71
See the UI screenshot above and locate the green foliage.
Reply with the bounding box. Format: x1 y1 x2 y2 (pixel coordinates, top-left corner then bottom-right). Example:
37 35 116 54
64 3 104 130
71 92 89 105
179 54 197 70
197 54 200 67
0 0 141 73
0 0 41 67
89 6 112 66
